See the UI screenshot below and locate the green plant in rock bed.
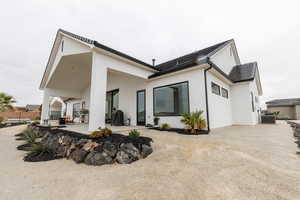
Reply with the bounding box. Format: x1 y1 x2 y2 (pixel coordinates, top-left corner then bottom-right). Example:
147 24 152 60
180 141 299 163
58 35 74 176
181 110 206 133
129 129 140 138
160 123 171 130
88 128 112 139
26 143 52 157
16 127 40 144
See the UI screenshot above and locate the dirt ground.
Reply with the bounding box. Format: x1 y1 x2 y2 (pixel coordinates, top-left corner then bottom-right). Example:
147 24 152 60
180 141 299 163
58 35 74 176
1 122 300 200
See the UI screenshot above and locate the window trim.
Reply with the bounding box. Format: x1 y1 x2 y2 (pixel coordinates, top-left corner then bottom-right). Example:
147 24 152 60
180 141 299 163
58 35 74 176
61 40 64 52
211 82 221 95
153 81 190 117
221 87 229 98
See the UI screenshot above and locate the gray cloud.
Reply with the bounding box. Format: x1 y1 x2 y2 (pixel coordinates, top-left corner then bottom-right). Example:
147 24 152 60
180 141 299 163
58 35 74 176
0 0 299 107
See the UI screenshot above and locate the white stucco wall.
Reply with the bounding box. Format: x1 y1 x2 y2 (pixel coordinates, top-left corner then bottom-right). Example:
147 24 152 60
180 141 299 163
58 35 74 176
207 71 232 128
210 44 238 74
231 82 256 125
295 105 300 120
249 80 260 124
146 68 207 128
106 72 147 125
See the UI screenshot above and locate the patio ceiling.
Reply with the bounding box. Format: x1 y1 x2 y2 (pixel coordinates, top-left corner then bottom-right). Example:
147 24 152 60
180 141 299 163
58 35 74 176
46 52 92 91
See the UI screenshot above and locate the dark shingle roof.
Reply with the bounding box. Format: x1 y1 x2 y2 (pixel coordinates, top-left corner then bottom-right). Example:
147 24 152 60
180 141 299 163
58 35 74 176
228 62 257 83
266 98 300 106
58 29 157 70
148 40 232 78
57 29 259 83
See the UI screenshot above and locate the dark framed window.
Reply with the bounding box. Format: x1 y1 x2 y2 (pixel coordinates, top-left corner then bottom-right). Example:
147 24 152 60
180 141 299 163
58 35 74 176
251 92 255 112
221 88 228 98
153 81 189 116
211 82 220 95
73 103 80 118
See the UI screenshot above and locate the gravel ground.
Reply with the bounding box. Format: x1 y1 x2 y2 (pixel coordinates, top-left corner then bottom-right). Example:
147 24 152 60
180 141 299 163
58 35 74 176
1 123 300 200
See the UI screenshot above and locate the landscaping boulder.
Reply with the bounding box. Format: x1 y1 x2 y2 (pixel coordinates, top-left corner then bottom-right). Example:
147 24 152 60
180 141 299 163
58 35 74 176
84 151 114 166
141 144 153 158
24 152 56 162
116 143 140 164
103 141 118 157
82 141 99 152
75 139 90 148
70 149 88 163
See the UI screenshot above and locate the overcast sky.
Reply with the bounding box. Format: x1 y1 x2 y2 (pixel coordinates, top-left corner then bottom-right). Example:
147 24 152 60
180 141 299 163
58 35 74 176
0 0 299 108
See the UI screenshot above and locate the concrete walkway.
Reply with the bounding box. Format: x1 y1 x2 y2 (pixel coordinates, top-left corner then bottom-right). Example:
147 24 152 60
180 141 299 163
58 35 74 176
1 123 300 200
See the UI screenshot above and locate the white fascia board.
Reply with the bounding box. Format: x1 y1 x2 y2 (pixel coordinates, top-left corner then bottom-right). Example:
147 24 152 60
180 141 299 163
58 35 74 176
91 46 158 73
149 64 209 81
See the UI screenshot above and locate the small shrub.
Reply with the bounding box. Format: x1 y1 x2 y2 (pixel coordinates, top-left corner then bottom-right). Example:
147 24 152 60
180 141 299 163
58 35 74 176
88 128 112 139
160 123 171 130
24 143 55 162
28 143 52 155
16 127 40 144
129 129 140 138
181 110 206 133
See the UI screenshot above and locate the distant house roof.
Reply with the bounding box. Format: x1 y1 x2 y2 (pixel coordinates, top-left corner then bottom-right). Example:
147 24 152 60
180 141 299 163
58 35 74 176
25 104 41 111
266 98 300 106
228 62 257 83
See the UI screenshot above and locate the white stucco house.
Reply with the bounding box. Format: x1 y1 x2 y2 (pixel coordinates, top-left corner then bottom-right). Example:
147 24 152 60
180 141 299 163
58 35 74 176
40 29 263 132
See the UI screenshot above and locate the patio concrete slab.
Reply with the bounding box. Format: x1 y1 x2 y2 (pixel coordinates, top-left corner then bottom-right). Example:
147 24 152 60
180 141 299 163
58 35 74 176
61 123 146 134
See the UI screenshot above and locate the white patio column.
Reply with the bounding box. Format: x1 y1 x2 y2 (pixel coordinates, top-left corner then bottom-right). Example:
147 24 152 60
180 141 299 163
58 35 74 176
40 90 50 124
88 53 107 131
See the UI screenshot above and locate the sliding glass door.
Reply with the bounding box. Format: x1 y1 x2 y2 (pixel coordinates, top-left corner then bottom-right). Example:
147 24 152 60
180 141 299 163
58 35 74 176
105 89 119 123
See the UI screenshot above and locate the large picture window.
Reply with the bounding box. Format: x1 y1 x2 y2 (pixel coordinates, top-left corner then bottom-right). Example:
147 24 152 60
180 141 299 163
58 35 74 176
153 82 189 116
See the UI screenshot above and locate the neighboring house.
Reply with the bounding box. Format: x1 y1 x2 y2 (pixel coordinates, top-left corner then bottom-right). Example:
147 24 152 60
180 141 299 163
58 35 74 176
49 98 64 120
25 104 41 112
0 104 41 121
40 29 263 131
266 98 300 119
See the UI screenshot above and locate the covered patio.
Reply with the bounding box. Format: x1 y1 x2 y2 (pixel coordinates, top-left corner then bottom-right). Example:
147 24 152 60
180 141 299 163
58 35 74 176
40 32 155 132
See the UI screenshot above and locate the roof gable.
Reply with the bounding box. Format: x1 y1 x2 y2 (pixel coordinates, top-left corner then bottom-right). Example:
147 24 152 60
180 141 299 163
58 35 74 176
155 40 231 72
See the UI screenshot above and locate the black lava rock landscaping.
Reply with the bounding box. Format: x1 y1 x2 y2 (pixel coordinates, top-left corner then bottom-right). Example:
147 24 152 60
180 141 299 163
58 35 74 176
18 125 153 165
150 127 208 135
287 121 300 154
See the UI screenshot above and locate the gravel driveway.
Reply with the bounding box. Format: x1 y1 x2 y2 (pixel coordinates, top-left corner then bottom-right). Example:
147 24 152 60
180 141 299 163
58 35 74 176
1 123 300 200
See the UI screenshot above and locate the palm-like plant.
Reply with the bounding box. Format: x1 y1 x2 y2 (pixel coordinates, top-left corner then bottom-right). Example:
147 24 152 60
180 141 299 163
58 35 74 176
0 92 16 112
181 110 206 133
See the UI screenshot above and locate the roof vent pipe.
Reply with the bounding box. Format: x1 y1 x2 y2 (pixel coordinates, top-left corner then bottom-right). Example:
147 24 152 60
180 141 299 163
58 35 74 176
152 59 156 66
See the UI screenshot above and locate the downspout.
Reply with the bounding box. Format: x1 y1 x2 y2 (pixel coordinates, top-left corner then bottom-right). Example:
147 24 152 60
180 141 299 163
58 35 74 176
204 61 212 133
